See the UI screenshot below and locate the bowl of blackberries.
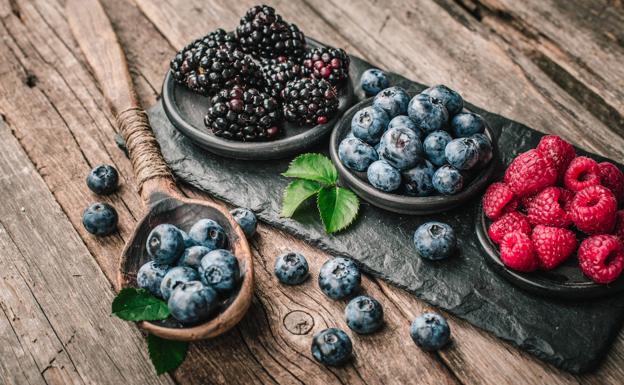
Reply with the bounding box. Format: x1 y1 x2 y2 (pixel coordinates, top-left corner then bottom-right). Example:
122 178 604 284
330 82 496 215
163 5 355 160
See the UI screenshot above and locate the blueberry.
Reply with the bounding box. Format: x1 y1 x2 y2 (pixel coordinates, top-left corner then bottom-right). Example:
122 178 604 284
338 137 379 172
410 313 451 351
137 261 169 298
179 230 197 248
378 127 423 170
146 224 185 265
345 295 384 334
445 138 480 170
451 111 485 137
423 130 453 166
189 219 227 250
230 208 257 238
469 133 493 168
168 281 218 324
311 328 353 366
432 165 464 195
178 245 212 269
402 160 435 197
82 202 118 236
86 164 119 195
388 115 423 139
372 87 410 118
160 266 199 300
407 93 449 134
199 249 240 295
318 257 361 300
413 221 456 260
351 106 389 145
422 85 463 116
367 160 401 192
274 252 309 285
360 68 389 95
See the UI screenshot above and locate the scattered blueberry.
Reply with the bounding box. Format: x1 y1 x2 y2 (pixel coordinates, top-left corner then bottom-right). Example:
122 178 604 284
168 281 218 324
432 165 464 195
146 224 185 265
445 138 479 170
410 313 451 351
345 295 384 334
230 208 257 238
274 252 309 285
160 266 199 300
367 160 402 192
422 85 463 115
407 93 449 134
339 137 379 172
360 68 389 95
189 219 227 250
82 202 118 236
179 229 197 248
469 133 493 168
318 257 361 300
137 261 169 298
413 221 456 260
388 115 423 139
423 130 452 166
402 161 435 197
372 87 410 118
311 328 353 366
86 164 119 195
199 249 240 295
178 245 212 269
451 111 485 137
378 126 423 170
351 106 389 145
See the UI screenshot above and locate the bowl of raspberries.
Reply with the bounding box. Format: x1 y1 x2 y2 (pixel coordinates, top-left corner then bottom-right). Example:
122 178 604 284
329 83 496 215
478 135 624 298
163 5 355 160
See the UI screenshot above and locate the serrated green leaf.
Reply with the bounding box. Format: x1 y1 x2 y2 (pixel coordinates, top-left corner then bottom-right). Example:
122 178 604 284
111 288 169 321
281 179 322 217
147 334 188 375
282 153 337 185
317 186 360 234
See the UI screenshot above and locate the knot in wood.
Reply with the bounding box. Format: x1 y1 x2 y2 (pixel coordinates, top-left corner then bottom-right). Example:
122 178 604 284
283 310 314 335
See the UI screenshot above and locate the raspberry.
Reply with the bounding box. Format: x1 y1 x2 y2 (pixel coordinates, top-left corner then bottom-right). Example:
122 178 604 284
563 156 601 192
499 231 538 272
570 185 617 234
482 182 518 220
578 235 624 284
503 149 557 197
520 194 537 212
526 187 574 228
488 212 531 244
531 225 576 270
536 135 575 180
598 162 624 204
614 210 624 243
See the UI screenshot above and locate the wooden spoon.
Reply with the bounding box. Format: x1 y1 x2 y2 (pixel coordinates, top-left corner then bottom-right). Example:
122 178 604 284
66 0 253 341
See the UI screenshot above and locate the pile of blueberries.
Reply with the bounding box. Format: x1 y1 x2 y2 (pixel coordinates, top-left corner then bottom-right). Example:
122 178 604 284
339 69 493 196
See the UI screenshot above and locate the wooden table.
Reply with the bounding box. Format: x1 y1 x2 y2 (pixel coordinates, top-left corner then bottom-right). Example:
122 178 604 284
1 0 623 384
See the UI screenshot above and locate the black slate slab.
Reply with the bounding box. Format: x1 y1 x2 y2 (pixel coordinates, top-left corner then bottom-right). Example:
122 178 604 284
147 56 624 373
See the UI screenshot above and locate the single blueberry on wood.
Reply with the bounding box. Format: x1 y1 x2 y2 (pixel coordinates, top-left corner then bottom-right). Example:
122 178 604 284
338 136 379 172
451 111 485 138
432 165 464 195
178 245 212 269
168 281 218 324
274 251 309 285
189 218 227 250
345 295 384 334
146 224 185 265
318 257 361 300
378 126 423 171
230 207 257 238
372 86 410 118
423 130 453 166
82 202 118 236
137 261 169 298
367 160 402 192
422 85 463 116
351 105 389 145
86 164 119 195
360 68 389 96
402 160 435 197
413 222 456 260
311 328 353 366
407 93 449 134
160 266 199 301
199 249 240 295
410 313 451 351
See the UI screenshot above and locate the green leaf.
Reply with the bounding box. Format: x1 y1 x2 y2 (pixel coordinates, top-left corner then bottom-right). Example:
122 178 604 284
111 288 170 321
147 334 188 375
317 186 360 234
281 179 322 217
282 153 337 185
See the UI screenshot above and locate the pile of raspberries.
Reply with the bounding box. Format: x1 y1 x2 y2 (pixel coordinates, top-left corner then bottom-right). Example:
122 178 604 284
482 135 624 284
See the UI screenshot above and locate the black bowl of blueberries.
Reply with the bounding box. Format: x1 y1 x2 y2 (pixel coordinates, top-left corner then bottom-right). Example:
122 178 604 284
329 71 496 215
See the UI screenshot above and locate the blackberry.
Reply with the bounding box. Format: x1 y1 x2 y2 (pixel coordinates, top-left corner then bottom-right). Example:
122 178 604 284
282 78 339 126
235 5 306 60
303 47 350 85
261 58 303 98
204 85 281 142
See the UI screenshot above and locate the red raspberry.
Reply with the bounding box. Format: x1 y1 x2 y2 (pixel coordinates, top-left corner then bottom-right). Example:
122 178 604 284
598 162 624 204
499 231 538 272
526 187 574 228
578 235 624 284
482 182 518 220
488 212 531 244
614 210 624 243
531 225 576 270
536 135 575 180
563 156 601 192
504 149 557 197
570 185 617 234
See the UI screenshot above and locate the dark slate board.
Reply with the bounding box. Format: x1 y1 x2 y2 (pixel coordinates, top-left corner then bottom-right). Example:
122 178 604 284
147 56 624 373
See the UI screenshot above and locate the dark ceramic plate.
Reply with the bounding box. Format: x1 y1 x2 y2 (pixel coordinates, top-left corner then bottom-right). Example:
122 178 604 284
162 38 355 160
329 98 496 215
476 208 624 299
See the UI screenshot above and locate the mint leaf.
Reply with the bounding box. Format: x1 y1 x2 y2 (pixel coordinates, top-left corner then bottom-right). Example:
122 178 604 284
281 179 322 217
112 288 169 321
317 186 360 233
147 334 188 375
282 153 337 185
